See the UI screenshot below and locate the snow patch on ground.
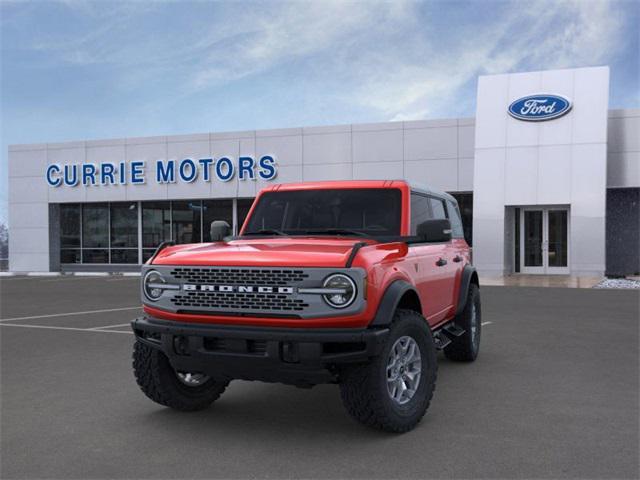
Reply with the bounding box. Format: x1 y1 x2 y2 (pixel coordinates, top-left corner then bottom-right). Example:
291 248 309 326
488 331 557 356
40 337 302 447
593 278 640 289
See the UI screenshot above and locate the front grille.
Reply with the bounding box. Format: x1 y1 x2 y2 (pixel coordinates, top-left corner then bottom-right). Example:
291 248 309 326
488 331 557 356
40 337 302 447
168 267 311 315
170 267 308 286
171 291 309 311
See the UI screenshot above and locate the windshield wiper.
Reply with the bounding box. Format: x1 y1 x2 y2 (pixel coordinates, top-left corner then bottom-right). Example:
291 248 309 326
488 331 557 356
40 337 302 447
243 229 288 236
301 229 369 237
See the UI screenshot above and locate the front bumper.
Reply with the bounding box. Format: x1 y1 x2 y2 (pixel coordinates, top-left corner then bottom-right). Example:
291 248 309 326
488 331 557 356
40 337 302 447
131 316 389 386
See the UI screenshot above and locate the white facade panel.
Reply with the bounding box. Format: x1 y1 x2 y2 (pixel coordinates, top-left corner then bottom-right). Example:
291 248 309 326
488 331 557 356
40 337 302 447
124 142 169 201
504 147 538 205
9 203 49 229
353 161 403 180
9 253 51 272
166 139 214 200
255 135 302 166
457 157 474 191
404 159 458 192
537 145 572 204
8 147 47 178
404 126 458 160
607 115 640 153
607 152 640 188
475 74 509 148
303 132 351 165
7 227 49 253
352 129 403 163
457 125 475 159
303 163 351 182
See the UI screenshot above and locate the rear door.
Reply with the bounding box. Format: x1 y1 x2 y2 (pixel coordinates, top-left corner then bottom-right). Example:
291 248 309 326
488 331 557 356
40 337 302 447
409 193 452 324
427 196 458 317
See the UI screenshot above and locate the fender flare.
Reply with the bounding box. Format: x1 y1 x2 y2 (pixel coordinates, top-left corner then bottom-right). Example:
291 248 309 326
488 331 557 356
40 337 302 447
455 264 479 316
370 280 419 327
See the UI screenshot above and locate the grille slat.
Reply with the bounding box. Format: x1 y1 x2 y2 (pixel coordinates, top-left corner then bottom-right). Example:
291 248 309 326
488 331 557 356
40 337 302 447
169 267 310 313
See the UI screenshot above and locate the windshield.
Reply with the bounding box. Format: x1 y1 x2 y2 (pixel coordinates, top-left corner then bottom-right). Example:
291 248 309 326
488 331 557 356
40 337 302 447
243 188 402 237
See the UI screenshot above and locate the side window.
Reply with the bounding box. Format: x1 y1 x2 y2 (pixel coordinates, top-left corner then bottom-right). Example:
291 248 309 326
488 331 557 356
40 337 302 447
446 200 464 238
410 193 431 234
429 197 447 219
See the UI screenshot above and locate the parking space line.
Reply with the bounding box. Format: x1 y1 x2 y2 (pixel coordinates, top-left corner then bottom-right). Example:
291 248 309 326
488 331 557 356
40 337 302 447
0 323 133 334
0 306 141 323
89 323 132 330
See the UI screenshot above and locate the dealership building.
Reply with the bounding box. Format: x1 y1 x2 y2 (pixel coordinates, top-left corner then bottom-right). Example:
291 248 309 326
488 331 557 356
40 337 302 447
7 66 640 277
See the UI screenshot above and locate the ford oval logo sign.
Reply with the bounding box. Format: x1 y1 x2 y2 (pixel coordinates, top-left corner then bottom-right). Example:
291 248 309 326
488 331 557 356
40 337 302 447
508 94 572 121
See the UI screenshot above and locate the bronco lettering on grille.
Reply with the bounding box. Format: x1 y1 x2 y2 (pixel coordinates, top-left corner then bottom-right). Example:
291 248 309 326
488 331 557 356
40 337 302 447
182 284 295 294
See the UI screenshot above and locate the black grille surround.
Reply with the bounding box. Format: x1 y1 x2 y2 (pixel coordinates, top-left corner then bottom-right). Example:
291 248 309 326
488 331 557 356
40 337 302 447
170 267 309 285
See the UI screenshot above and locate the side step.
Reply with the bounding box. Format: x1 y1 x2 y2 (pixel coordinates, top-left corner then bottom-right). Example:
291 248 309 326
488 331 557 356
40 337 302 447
443 323 465 337
433 331 451 349
433 323 466 350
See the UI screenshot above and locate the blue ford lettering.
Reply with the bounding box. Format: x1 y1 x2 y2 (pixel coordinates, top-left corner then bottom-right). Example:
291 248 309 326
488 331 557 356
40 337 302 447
508 94 572 121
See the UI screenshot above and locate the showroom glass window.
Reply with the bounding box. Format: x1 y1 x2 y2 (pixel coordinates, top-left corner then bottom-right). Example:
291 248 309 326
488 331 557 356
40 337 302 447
202 200 233 241
237 198 254 233
111 203 138 264
172 201 202 244
60 204 81 263
142 202 171 262
82 203 109 263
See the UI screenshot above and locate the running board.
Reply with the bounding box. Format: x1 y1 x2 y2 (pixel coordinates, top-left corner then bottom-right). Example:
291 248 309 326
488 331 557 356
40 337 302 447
433 322 466 350
443 323 465 337
433 331 452 350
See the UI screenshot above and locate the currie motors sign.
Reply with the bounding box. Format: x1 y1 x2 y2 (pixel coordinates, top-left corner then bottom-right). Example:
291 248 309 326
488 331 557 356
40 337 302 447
46 155 277 187
508 94 572 121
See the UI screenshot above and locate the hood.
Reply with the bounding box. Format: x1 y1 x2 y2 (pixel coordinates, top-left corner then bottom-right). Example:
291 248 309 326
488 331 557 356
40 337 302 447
151 237 377 268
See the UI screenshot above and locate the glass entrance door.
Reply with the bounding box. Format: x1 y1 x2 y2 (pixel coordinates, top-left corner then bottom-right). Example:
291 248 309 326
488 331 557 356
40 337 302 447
519 208 569 274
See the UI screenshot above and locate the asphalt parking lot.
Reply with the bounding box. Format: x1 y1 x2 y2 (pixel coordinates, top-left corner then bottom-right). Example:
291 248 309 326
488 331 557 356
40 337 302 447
1 276 638 479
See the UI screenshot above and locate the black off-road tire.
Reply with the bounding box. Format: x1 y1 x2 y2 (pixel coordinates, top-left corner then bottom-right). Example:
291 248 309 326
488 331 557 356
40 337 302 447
133 341 229 411
339 309 438 433
444 283 481 362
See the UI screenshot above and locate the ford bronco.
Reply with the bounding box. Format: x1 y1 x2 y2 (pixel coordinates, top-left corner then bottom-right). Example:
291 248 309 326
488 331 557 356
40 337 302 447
131 180 481 432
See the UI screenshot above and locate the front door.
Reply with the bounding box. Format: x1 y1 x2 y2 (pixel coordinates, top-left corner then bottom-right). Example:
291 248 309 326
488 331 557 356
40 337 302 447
520 208 569 274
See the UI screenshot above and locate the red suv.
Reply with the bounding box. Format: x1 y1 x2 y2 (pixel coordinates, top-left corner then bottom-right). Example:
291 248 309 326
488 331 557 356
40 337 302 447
131 180 481 432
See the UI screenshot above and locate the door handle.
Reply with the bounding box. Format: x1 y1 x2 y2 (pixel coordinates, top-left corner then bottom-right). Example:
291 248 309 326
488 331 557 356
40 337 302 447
436 258 447 267
453 255 463 263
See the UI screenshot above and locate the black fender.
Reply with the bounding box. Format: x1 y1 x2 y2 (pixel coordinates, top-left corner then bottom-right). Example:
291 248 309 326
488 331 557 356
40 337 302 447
370 280 420 327
455 264 479 316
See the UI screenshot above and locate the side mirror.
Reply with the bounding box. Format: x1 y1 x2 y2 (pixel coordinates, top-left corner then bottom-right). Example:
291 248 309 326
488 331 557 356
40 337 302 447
209 220 231 242
417 219 452 243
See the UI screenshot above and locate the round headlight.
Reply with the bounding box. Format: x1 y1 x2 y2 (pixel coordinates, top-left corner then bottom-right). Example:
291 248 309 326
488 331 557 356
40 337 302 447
322 274 357 309
143 270 165 301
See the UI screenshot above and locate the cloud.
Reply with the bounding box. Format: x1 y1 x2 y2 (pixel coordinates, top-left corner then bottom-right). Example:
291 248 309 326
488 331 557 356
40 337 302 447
349 0 626 121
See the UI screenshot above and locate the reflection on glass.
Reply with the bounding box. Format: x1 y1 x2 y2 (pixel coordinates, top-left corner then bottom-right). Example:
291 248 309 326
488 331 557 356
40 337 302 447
410 194 431 235
82 204 109 248
202 200 233 241
548 210 568 267
60 249 81 263
111 203 138 248
524 210 543 267
172 201 202 244
429 198 447 220
237 199 254 233
60 204 81 248
82 249 109 263
111 249 138 264
142 202 171 248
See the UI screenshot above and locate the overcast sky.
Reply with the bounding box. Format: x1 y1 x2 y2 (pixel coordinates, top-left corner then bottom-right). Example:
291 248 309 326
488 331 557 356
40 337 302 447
1 0 638 225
